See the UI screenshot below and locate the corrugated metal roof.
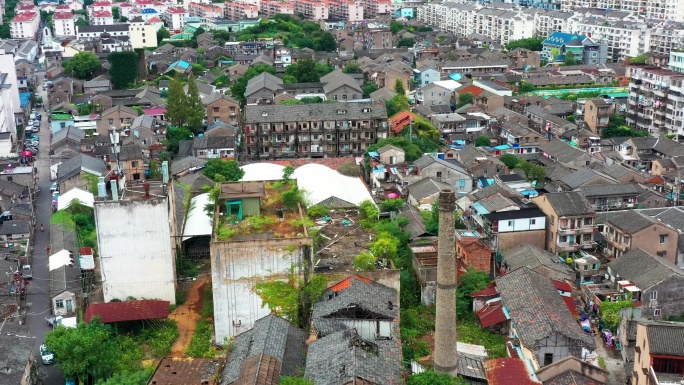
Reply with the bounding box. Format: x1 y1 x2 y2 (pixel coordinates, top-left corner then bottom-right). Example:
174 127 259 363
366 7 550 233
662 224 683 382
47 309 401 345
484 358 541 385
85 300 170 323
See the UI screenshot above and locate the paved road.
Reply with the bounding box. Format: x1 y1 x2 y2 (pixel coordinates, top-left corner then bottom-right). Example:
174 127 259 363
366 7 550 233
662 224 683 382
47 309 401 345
27 70 64 385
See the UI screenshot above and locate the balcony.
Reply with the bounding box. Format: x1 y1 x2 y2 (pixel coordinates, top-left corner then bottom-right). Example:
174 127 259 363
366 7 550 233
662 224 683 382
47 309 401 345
558 226 579 235
556 242 580 252
649 365 684 385
579 225 597 233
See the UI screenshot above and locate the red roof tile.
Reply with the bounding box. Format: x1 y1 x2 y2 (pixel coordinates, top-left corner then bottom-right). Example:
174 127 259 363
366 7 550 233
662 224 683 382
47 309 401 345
476 300 508 328
79 247 93 256
561 296 579 318
330 275 371 292
166 7 187 13
54 12 73 19
92 10 112 17
246 157 358 171
484 358 541 385
388 111 416 134
551 279 572 293
85 300 170 323
459 85 485 96
471 285 498 298
147 16 163 22
13 11 37 22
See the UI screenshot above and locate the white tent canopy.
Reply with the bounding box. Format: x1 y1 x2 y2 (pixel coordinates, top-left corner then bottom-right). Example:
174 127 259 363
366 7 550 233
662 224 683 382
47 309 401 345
183 193 213 241
58 187 95 210
293 163 372 207
49 249 74 271
240 163 286 182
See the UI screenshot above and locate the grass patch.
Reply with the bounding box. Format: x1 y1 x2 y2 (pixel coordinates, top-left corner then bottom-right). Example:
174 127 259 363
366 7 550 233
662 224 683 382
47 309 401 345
201 286 213 318
175 290 186 305
457 316 508 359
185 319 219 358
134 319 179 358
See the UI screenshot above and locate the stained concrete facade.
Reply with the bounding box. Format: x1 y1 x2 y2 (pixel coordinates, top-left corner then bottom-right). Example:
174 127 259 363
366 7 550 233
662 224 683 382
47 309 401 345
95 198 176 304
211 237 313 344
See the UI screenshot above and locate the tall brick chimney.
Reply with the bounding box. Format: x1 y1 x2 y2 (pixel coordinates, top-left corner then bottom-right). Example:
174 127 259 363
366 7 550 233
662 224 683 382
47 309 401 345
434 189 458 376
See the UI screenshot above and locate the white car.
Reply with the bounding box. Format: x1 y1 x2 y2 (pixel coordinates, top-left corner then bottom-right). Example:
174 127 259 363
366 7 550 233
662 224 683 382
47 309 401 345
40 344 54 365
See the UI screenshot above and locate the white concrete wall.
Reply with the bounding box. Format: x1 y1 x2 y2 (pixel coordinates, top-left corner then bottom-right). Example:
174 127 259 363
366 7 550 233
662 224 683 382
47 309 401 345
211 237 312 344
497 216 546 232
95 198 176 304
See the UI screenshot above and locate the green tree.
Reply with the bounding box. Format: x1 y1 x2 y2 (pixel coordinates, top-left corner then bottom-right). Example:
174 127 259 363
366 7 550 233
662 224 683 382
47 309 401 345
499 153 520 169
185 73 205 133
108 51 138 89
456 92 473 108
112 6 120 19
370 232 399 260
353 252 377 271
95 369 153 385
0 25 10 39
282 165 295 181
165 126 193 155
505 37 545 51
166 73 187 127
312 31 336 51
279 377 314 385
457 269 490 318
389 20 404 34
397 37 416 48
132 106 144 116
394 78 406 95
600 299 635 330
230 64 277 103
191 63 205 76
386 94 410 117
342 61 363 74
201 159 244 181
157 27 170 43
148 160 161 180
284 58 323 83
517 160 546 185
64 51 102 79
381 198 405 212
214 74 230 86
362 81 379 98
564 51 581 66
366 137 422 161
475 135 491 147
75 17 89 27
629 54 648 65
45 320 129 382
408 370 466 385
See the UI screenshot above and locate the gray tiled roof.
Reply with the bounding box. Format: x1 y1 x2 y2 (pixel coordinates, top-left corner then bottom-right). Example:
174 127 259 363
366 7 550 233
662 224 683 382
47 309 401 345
407 177 453 202
469 179 523 201
170 156 205 176
56 154 107 184
560 167 614 190
413 155 467 174
245 72 283 97
51 126 86 147
541 370 606 385
608 248 684 289
537 139 588 163
579 183 640 198
49 264 82 297
502 243 574 282
596 210 655 234
540 191 594 216
645 322 684 356
0 323 35 385
177 173 213 193
478 193 516 213
496 267 595 350
245 102 387 123
322 70 362 94
376 144 403 155
312 277 398 336
50 223 77 255
171 182 187 236
0 220 30 235
220 314 307 385
305 329 402 385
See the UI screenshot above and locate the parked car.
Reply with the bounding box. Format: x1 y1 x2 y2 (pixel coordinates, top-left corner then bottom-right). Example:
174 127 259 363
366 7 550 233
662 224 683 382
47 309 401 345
40 344 54 365
46 315 63 328
50 183 58 193
21 265 32 279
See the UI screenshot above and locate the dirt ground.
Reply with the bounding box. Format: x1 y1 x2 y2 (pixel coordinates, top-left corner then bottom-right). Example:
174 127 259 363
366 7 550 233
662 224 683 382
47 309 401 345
168 276 209 357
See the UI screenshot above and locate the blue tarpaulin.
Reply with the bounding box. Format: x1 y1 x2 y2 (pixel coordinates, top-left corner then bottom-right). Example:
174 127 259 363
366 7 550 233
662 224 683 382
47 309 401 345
472 202 489 215
493 144 511 150
19 92 31 107
368 151 380 158
520 190 538 196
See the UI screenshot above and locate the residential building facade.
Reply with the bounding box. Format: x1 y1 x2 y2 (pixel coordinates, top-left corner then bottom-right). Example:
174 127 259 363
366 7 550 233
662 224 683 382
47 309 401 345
533 191 597 254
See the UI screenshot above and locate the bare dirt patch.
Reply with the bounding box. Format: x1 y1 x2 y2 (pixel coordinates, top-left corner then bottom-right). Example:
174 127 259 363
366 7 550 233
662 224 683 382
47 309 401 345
169 276 209 357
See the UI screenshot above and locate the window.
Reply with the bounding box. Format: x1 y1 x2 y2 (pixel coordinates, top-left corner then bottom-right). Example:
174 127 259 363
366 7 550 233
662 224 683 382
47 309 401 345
651 291 658 300
584 218 592 226
436 171 442 178
131 161 139 168
108 118 114 125
559 235 567 243
55 300 64 308
543 353 553 366
657 251 667 258
583 265 588 270
459 179 465 187
659 235 667 243
654 309 661 317
508 221 513 227
530 219 536 225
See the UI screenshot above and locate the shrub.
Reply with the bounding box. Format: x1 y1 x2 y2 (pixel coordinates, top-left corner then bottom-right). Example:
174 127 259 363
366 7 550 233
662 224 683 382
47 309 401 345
282 185 305 210
245 215 277 231
337 161 359 177
307 205 330 218
185 320 217 358
381 198 405 212
353 252 377 271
